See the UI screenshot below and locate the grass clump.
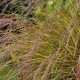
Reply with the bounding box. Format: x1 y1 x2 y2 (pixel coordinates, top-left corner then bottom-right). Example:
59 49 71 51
0 0 80 80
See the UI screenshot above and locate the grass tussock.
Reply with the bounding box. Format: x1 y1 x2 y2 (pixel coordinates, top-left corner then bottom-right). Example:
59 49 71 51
0 0 80 80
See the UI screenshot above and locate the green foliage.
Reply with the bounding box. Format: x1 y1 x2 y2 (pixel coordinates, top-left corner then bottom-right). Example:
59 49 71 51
0 64 19 80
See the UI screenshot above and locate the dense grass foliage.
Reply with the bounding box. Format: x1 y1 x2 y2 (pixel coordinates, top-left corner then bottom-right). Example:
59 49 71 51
0 0 80 80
